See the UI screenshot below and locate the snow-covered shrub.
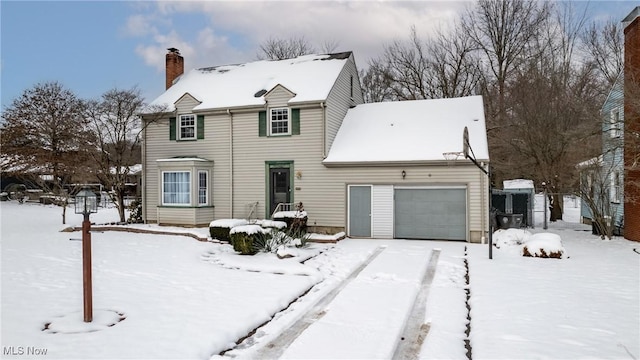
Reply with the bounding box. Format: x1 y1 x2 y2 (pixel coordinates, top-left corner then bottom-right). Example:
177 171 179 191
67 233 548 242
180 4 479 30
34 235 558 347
273 202 308 234
522 233 565 259
259 220 287 230
229 225 267 255
493 228 532 249
209 219 249 241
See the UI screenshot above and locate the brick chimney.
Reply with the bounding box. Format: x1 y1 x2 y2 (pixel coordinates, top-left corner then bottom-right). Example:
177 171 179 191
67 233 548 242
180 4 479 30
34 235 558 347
166 48 184 90
624 7 640 241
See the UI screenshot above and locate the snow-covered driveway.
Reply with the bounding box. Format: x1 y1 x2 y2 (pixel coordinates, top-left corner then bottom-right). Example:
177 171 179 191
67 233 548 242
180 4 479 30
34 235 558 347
261 243 435 359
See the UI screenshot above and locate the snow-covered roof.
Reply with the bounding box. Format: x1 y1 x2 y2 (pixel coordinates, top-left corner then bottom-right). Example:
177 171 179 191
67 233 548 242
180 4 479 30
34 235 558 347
110 164 142 175
156 157 211 163
576 155 603 169
503 179 534 189
324 96 489 164
148 53 352 112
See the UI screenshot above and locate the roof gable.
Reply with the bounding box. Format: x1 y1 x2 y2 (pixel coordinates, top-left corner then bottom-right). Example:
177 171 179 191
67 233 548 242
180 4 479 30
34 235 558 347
150 53 352 112
324 96 489 164
175 92 202 106
264 84 296 98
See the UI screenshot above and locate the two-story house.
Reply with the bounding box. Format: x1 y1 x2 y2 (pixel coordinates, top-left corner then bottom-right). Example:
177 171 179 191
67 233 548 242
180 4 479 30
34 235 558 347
141 49 490 242
580 73 625 231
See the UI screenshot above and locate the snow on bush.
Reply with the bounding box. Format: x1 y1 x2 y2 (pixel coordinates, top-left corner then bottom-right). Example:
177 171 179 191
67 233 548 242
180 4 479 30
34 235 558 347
230 225 268 235
493 228 532 249
272 210 308 219
209 219 249 228
522 233 565 259
230 225 269 255
209 219 249 241
259 220 287 229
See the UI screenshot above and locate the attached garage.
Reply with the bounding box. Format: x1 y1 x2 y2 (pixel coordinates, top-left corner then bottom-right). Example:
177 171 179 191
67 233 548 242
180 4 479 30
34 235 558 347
348 185 468 241
326 96 490 243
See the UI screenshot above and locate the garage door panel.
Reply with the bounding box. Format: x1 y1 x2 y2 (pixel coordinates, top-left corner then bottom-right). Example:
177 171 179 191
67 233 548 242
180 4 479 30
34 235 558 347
394 188 466 240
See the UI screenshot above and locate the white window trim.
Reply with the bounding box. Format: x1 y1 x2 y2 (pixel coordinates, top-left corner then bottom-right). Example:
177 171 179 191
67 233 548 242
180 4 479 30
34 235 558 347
610 171 621 203
161 171 191 206
198 170 209 206
269 107 291 136
609 109 620 138
179 114 197 140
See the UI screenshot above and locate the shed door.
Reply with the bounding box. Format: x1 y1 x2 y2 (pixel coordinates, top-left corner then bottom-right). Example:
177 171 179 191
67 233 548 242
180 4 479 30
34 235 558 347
349 186 371 237
394 188 466 240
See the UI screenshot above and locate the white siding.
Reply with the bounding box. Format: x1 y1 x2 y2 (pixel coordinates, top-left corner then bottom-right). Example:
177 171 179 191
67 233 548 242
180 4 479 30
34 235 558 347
372 185 394 238
301 165 488 242
142 100 231 225
231 106 324 219
265 85 295 107
324 54 364 155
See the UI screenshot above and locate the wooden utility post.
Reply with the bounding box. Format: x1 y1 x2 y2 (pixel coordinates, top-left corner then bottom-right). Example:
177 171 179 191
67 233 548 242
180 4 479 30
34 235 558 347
82 212 93 322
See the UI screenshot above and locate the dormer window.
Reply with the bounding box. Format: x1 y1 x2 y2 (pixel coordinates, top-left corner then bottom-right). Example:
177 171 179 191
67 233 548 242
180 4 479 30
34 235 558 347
270 108 290 135
180 114 196 140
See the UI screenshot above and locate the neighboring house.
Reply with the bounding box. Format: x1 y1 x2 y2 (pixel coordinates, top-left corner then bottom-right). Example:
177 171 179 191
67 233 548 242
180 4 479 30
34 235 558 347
141 49 490 242
579 73 624 230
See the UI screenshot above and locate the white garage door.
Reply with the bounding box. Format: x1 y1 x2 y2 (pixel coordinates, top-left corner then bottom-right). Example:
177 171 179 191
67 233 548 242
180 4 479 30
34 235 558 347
394 188 467 240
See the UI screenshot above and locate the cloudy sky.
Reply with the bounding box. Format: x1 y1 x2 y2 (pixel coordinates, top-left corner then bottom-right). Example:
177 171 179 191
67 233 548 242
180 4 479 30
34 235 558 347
0 1 634 109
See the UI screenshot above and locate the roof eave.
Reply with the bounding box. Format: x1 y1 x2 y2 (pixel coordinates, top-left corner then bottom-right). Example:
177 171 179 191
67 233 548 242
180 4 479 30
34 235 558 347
322 159 489 168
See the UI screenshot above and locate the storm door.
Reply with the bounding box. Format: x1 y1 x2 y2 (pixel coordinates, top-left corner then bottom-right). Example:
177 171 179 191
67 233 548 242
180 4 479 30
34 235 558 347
269 167 290 216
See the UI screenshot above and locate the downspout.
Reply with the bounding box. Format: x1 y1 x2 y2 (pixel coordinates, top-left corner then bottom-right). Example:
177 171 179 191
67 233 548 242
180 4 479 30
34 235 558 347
228 109 234 218
142 117 147 223
480 162 486 244
320 102 326 158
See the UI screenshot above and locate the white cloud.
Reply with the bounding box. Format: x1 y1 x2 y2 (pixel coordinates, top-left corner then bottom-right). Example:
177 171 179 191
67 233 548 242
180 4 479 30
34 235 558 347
124 14 156 37
129 1 468 72
135 30 195 72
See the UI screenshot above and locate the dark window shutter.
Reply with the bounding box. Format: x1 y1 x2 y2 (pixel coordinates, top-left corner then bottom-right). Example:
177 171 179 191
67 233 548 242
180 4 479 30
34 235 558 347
258 111 266 137
292 108 300 135
169 117 176 140
197 115 205 139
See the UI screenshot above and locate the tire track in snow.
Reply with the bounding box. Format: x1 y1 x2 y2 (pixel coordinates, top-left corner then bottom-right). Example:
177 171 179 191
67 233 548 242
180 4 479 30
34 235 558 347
392 248 441 360
253 246 386 359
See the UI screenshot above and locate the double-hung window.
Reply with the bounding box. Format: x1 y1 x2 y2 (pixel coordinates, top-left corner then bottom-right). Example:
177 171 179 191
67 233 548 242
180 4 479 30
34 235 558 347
270 108 290 135
180 114 196 140
162 171 191 205
198 171 208 205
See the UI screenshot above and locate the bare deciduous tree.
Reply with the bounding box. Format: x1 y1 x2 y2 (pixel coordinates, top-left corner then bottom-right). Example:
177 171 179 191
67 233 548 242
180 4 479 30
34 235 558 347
84 88 166 223
461 0 551 130
257 36 315 60
0 81 92 224
362 25 480 102
359 67 393 103
581 19 624 89
497 2 602 221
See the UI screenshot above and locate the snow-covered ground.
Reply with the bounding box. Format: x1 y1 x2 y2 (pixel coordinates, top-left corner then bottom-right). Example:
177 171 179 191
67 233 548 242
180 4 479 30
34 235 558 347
1 197 638 359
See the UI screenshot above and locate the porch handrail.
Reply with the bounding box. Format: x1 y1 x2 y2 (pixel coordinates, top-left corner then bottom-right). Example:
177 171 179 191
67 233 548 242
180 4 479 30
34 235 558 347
271 202 296 219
